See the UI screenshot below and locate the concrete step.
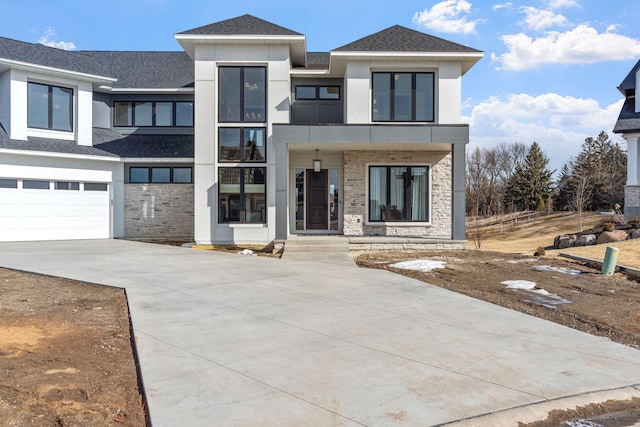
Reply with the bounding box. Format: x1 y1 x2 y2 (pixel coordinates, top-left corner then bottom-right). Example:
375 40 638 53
283 237 350 253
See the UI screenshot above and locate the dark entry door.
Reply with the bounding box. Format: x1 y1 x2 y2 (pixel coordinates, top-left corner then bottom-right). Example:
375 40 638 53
306 169 328 230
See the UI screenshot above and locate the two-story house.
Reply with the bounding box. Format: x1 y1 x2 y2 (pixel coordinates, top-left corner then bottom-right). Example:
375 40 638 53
614 60 640 220
0 15 482 248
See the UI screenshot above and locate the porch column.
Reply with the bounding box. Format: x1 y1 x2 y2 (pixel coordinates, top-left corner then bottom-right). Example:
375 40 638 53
624 134 640 220
274 140 289 240
451 142 466 240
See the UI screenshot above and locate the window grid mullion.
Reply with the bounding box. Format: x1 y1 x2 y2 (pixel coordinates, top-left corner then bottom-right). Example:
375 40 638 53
47 86 53 129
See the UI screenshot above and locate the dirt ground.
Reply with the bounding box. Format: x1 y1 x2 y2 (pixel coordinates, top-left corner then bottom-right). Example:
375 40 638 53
0 268 146 426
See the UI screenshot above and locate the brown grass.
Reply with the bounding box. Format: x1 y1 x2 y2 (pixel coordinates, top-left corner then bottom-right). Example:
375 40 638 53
469 211 640 269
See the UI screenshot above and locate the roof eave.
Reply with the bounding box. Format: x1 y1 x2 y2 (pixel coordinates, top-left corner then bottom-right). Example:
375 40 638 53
174 34 307 67
0 58 117 85
328 51 484 75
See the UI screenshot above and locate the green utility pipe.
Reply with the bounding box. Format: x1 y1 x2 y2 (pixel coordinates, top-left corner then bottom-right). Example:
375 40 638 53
601 246 619 276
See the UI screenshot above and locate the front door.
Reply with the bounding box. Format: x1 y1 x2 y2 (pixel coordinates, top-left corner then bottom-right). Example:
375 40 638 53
306 169 328 230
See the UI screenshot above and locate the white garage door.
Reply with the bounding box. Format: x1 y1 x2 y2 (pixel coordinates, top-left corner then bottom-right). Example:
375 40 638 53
0 178 110 241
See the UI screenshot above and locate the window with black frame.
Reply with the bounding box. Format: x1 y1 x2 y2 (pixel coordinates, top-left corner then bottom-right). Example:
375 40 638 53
27 82 73 132
128 166 192 184
372 72 434 122
219 67 266 122
218 128 266 162
369 166 429 222
218 167 266 224
114 101 193 127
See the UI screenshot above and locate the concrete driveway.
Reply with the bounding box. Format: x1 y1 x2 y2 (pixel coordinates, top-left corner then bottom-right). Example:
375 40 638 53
0 239 639 426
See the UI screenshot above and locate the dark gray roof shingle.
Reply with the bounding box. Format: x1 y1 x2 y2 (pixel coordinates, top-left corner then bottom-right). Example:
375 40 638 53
0 126 118 158
617 59 640 96
0 36 113 78
178 14 302 36
613 97 640 133
301 52 330 70
81 51 194 89
93 129 193 158
333 25 481 53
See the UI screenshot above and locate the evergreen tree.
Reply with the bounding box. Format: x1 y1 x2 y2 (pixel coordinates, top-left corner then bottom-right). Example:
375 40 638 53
571 132 626 211
505 142 554 211
554 162 574 211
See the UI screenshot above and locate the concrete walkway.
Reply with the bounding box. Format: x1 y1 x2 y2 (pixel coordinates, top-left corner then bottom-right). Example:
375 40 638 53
0 239 639 426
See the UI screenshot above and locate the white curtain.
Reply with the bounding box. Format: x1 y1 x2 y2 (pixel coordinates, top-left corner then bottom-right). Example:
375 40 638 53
411 167 427 221
369 167 385 220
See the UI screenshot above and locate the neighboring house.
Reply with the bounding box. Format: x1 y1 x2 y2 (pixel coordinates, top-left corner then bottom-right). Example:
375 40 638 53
0 14 483 247
614 60 640 221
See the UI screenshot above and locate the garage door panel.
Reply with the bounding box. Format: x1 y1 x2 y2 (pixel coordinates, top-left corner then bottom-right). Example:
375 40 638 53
0 174 110 242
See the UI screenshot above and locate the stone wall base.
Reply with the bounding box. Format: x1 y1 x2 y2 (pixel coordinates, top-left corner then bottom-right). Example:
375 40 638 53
625 185 640 221
124 184 194 239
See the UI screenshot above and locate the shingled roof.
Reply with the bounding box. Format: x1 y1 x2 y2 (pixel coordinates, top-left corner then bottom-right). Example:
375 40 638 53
93 129 194 158
178 14 302 36
617 59 640 97
333 25 481 53
82 51 194 89
0 36 113 79
0 125 118 158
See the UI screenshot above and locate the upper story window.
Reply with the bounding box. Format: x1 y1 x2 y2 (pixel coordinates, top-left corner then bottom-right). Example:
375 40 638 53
372 72 434 122
114 101 194 127
129 166 193 184
219 67 266 122
27 82 73 132
219 128 266 162
295 86 340 100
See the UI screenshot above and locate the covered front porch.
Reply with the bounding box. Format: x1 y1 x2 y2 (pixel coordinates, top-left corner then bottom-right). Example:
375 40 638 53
272 123 469 243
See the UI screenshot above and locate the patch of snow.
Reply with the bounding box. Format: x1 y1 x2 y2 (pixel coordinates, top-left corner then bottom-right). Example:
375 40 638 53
565 419 605 427
506 258 538 264
533 265 581 275
238 249 256 256
390 259 446 272
502 280 537 290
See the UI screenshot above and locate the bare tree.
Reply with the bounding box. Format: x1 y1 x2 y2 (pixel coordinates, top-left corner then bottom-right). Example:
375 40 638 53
572 172 592 232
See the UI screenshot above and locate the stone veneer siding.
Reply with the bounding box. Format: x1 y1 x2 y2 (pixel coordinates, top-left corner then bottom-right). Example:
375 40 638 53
343 150 452 238
124 184 194 239
625 185 640 221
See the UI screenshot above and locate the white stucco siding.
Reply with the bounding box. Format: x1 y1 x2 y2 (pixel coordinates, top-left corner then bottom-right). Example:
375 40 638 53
192 43 290 244
345 62 371 124
0 70 11 136
437 62 462 124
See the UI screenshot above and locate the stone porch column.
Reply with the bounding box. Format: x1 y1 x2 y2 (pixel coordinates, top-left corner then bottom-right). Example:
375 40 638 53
624 134 640 220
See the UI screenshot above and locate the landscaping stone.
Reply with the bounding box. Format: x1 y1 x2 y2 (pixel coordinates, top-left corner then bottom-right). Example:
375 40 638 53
596 230 628 244
555 234 577 249
632 229 640 239
575 234 597 247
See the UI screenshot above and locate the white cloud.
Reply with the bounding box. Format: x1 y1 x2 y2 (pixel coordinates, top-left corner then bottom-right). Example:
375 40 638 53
37 27 76 51
492 24 640 70
462 93 624 171
520 6 567 31
493 2 512 11
545 0 579 9
412 0 482 34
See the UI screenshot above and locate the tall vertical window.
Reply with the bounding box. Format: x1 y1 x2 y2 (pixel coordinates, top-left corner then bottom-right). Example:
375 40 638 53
372 72 434 122
219 67 266 122
369 166 429 222
218 167 266 224
219 128 266 162
27 82 73 131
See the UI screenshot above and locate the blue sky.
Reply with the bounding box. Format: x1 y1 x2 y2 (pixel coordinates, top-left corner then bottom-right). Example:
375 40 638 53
3 0 640 173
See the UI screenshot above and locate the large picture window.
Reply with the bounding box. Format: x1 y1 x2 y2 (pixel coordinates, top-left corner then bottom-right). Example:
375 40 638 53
219 167 266 224
372 72 434 122
219 67 266 122
114 101 194 127
369 166 429 222
219 128 266 162
27 82 73 132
